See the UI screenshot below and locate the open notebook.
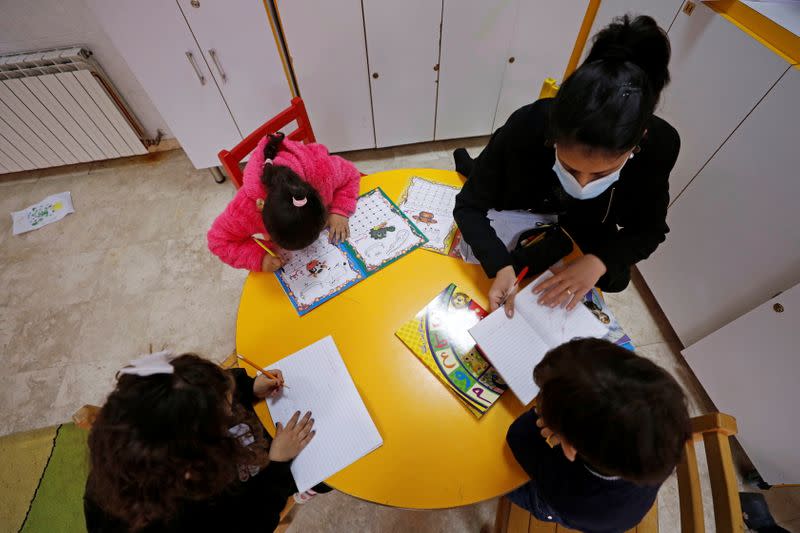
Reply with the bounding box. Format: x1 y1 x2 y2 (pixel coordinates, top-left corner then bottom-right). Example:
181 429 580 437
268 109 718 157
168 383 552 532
469 271 609 405
265 336 383 492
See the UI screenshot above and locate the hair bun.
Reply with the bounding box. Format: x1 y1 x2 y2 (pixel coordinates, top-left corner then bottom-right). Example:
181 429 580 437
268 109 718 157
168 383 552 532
587 14 671 97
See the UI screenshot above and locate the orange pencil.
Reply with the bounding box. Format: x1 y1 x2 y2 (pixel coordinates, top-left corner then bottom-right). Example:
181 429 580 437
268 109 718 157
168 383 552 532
236 354 288 388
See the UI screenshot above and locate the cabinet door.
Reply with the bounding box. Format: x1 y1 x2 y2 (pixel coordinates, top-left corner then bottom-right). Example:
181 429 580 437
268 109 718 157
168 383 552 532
435 0 516 140
276 0 375 152
86 0 242 169
639 67 800 346
683 282 800 484
177 0 292 138
362 0 442 147
493 1 588 130
661 1 790 200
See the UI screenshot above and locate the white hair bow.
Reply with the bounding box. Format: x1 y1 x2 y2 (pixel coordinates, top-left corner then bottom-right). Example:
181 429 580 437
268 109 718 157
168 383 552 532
118 350 177 377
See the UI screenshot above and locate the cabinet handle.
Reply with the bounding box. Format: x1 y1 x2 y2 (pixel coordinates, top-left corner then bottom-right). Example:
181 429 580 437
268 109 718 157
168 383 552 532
774 303 784 313
208 49 227 83
185 51 206 86
433 64 439 72
508 57 515 63
372 72 379 79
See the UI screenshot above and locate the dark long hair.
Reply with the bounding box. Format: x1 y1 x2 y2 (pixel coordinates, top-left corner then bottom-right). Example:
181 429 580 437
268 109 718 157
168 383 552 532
87 354 270 530
551 15 671 154
534 339 690 484
261 133 327 250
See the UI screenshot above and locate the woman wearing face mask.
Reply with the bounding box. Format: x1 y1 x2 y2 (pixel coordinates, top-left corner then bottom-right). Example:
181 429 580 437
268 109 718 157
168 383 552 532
453 15 679 315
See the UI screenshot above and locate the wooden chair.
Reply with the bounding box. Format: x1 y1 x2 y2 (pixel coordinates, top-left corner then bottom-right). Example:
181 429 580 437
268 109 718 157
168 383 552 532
493 412 744 533
217 96 316 189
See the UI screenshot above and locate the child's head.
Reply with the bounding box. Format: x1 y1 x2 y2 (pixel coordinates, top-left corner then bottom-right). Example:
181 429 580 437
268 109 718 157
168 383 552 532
534 338 690 484
261 133 327 250
88 354 268 529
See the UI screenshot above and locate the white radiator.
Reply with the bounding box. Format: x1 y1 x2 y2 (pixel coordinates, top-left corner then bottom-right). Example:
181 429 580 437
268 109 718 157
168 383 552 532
0 46 147 175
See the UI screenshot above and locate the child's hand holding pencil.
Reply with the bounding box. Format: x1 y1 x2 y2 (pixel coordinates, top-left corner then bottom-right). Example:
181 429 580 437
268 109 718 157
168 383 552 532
237 354 288 398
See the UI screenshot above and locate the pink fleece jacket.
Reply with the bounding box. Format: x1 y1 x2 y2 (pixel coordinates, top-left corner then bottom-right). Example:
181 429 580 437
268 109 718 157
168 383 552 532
207 137 361 271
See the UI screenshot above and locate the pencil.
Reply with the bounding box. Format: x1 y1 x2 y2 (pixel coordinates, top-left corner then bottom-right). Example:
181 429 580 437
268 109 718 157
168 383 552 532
521 232 547 248
252 236 277 258
499 266 529 307
236 354 288 388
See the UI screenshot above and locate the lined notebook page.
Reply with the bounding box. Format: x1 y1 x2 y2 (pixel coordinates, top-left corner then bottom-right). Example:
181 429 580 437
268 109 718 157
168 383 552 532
469 272 610 405
515 271 609 348
469 311 550 405
265 336 383 492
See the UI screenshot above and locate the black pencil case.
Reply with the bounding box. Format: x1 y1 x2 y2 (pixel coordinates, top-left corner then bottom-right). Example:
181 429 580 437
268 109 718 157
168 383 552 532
511 224 573 277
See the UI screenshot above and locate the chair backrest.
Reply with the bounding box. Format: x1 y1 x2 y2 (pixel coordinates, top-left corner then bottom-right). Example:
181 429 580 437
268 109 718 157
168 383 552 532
677 412 744 532
217 96 316 189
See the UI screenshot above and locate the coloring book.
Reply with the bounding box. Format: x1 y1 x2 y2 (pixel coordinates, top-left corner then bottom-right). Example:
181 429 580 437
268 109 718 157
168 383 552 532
276 187 427 316
396 284 507 417
396 176 461 255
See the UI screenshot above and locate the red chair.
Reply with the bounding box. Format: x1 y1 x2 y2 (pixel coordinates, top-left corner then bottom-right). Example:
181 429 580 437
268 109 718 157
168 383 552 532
217 96 316 189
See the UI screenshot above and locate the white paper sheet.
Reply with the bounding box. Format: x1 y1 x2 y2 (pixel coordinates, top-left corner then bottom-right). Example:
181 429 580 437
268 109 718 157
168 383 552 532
265 336 383 492
469 311 548 405
459 210 557 263
11 191 74 235
469 271 609 404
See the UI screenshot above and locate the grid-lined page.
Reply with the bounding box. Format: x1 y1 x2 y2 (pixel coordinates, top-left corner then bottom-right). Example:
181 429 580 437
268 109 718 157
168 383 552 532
265 336 383 492
515 271 610 348
468 311 549 405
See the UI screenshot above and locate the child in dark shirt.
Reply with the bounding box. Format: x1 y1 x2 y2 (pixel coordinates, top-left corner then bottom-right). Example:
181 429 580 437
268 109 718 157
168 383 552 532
84 352 318 532
506 338 690 533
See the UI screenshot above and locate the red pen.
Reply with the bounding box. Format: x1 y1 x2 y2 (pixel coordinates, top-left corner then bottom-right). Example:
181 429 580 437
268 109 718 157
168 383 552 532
499 266 529 307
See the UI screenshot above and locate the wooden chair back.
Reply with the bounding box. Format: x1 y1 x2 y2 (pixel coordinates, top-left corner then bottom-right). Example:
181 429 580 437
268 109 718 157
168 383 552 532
493 412 744 533
217 96 316 189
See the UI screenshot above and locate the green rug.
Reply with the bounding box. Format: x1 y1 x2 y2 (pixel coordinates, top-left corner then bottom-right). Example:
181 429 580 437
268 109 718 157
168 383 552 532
0 424 89 533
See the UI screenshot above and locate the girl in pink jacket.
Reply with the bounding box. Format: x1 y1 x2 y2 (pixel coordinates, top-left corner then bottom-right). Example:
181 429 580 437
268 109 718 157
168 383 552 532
208 133 361 272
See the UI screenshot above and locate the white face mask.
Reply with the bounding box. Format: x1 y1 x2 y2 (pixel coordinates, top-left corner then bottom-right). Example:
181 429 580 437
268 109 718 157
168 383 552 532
552 148 631 200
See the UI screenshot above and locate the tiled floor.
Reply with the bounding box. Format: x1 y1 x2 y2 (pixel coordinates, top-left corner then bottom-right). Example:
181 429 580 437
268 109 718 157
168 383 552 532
1 140 798 531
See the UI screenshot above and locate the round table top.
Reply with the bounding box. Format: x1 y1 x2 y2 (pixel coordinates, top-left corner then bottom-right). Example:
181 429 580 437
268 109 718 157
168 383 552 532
237 168 529 509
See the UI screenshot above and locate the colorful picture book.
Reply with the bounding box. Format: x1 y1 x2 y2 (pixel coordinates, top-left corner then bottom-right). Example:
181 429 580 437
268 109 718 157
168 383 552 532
396 284 507 417
397 176 461 255
276 187 427 315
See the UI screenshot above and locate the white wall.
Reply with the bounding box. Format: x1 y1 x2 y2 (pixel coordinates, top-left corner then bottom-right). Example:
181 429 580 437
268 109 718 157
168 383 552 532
0 0 171 139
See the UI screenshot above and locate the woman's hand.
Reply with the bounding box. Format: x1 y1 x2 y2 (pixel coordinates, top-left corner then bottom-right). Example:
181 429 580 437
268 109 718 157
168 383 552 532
489 265 519 317
269 411 316 462
327 214 350 244
535 416 560 448
532 254 606 310
261 254 285 273
253 370 284 399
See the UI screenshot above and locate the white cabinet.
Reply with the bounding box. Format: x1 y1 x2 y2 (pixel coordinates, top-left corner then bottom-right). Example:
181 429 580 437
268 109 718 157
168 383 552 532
435 0 516 140
660 1 790 200
177 0 290 137
276 0 375 153
362 0 442 147
493 1 589 129
639 66 799 347
683 282 800 484
87 0 291 169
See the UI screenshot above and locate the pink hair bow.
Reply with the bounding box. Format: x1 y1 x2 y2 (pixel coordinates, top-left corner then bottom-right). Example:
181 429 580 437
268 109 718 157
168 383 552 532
292 197 308 207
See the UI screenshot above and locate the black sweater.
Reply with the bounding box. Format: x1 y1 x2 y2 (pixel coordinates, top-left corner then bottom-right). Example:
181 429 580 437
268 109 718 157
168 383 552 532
453 99 680 281
507 409 660 533
84 369 295 533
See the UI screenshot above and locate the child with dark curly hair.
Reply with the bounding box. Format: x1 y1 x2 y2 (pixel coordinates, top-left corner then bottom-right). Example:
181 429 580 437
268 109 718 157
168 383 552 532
84 352 319 532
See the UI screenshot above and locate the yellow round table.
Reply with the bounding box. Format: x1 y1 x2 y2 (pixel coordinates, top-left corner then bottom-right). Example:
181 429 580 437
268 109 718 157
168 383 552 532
237 168 530 509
